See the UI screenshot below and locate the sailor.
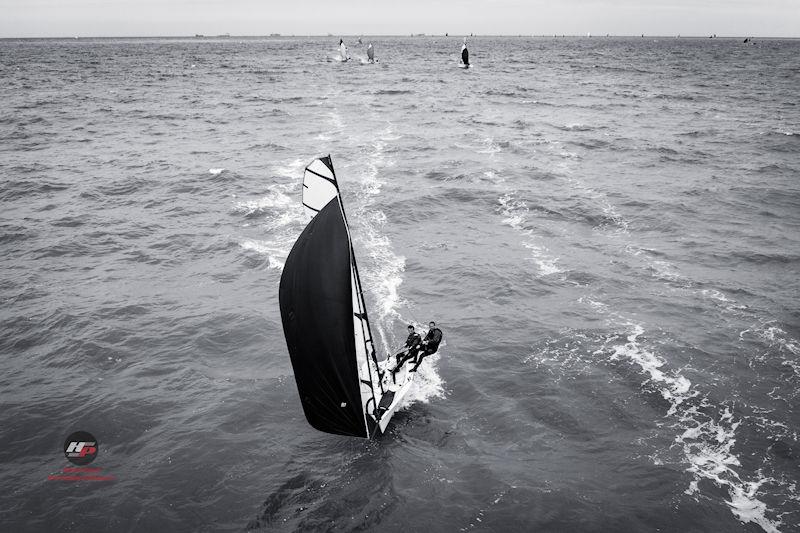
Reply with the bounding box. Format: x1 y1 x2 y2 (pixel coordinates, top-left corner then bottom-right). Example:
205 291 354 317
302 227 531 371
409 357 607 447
412 321 442 372
393 325 422 372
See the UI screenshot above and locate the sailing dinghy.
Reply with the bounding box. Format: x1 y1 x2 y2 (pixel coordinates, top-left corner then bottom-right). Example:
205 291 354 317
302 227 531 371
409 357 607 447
279 156 415 438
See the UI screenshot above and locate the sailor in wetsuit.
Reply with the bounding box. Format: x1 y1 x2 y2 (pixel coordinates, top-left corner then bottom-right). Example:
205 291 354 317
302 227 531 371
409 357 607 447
393 325 421 375
412 321 443 372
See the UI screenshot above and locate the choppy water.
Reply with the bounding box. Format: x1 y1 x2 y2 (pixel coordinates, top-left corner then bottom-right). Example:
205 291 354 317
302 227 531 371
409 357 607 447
1 36 799 532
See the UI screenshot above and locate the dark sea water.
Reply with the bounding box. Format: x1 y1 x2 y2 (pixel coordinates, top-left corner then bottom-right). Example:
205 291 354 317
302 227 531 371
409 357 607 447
1 36 799 532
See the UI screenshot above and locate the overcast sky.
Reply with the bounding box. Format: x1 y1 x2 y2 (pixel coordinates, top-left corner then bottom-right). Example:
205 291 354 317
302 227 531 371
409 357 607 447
1 0 797 38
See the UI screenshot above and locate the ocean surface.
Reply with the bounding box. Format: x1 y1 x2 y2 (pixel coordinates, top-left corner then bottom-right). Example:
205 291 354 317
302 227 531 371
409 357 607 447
1 35 799 532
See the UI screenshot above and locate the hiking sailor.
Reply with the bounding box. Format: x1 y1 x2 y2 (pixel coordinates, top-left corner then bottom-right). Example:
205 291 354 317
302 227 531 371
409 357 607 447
412 321 443 372
393 325 422 373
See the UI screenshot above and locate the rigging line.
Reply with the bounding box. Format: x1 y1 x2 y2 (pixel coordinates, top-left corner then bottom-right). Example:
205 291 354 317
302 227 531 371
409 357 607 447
336 192 385 421
349 250 382 411
351 244 386 395
326 157 387 413
339 188 386 395
324 181 375 436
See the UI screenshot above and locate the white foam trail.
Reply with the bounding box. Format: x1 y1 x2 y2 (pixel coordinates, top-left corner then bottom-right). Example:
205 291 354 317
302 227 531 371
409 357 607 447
700 288 747 312
349 123 445 406
483 170 506 185
564 122 590 131
740 321 800 378
490 140 564 277
454 137 501 155
559 159 789 531
209 168 225 175
399 349 446 409
604 324 696 415
234 159 307 270
363 221 406 327
592 316 782 532
498 193 563 276
565 175 630 235
270 158 306 180
522 331 595 382
648 258 683 282
232 183 295 218
749 324 800 356
677 405 781 533
238 238 289 270
348 128 407 356
317 110 345 141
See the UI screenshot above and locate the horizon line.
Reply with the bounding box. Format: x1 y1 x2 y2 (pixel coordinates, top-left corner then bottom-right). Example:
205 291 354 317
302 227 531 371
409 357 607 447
2 33 798 40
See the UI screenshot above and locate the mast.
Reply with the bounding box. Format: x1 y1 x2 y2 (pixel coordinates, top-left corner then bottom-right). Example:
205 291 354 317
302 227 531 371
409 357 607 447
318 157 385 398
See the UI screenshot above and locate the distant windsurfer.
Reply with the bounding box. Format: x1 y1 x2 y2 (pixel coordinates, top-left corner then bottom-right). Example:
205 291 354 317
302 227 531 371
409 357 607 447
338 39 348 61
411 322 443 372
393 325 422 376
367 43 375 63
460 39 469 67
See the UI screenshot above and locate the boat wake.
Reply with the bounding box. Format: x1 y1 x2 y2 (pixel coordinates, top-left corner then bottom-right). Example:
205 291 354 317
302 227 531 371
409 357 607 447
336 114 445 410
478 139 563 278
400 349 446 409
497 192 563 276
519 159 793 531
596 320 783 533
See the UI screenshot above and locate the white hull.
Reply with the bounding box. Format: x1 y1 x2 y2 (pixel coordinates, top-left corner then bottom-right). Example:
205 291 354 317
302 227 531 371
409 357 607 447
367 356 418 434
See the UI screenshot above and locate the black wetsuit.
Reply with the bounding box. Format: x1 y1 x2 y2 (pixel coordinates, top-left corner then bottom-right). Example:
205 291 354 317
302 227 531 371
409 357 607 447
422 327 442 354
412 327 442 371
394 332 421 370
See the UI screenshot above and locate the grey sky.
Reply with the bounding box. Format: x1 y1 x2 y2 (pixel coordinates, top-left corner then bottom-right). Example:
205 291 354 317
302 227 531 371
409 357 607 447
1 0 797 38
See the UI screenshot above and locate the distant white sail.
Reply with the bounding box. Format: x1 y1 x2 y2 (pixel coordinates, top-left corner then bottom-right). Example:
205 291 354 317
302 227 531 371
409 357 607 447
339 42 347 60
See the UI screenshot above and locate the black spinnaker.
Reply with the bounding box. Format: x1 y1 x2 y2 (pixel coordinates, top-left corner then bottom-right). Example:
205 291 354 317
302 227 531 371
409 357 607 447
279 156 384 438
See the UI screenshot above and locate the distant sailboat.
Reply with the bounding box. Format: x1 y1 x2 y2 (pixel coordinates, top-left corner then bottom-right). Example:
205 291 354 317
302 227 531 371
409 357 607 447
367 43 375 62
460 39 470 68
338 40 349 61
279 156 418 438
